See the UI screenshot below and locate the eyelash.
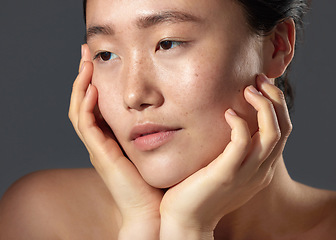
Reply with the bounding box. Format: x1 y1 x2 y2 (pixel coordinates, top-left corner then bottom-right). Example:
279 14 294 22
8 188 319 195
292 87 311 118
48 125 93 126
156 40 185 51
93 51 118 62
93 40 186 62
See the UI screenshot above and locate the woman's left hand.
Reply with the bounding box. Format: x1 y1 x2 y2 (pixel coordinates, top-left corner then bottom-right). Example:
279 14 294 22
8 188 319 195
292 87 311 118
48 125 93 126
159 74 293 239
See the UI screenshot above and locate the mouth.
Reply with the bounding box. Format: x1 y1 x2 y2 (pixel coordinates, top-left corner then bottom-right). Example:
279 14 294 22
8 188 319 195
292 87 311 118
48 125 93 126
130 124 182 151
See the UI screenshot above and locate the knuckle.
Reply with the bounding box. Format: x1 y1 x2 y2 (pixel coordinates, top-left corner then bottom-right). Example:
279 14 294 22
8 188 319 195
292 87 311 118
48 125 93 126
274 128 281 142
266 128 281 145
68 114 77 130
68 110 74 122
264 98 274 110
236 136 251 148
68 107 80 127
282 120 293 138
275 88 286 102
77 117 85 134
267 84 286 102
259 97 275 113
232 120 251 146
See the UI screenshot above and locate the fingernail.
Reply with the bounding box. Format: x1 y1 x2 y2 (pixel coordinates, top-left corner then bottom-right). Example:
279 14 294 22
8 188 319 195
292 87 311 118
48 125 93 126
258 74 272 84
79 61 86 73
247 85 261 95
227 108 237 116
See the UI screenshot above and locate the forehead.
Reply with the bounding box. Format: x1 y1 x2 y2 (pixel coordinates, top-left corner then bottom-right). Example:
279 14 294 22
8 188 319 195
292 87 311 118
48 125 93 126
85 0 246 28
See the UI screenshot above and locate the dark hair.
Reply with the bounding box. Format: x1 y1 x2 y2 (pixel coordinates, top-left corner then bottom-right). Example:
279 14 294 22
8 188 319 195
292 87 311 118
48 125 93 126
236 0 311 111
82 0 310 111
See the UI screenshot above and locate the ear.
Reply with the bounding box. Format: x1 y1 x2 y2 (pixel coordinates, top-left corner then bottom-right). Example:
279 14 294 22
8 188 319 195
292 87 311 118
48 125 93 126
262 19 296 79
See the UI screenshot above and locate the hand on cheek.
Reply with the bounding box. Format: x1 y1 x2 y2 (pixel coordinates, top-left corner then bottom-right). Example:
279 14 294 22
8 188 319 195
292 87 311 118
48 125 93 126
70 44 163 240
159 74 292 239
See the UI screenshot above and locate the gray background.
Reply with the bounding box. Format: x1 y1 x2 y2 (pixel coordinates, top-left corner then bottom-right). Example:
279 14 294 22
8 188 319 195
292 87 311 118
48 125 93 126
0 1 335 198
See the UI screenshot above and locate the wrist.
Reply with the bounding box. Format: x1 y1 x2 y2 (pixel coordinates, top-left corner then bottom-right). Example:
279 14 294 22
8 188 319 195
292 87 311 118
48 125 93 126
160 215 214 240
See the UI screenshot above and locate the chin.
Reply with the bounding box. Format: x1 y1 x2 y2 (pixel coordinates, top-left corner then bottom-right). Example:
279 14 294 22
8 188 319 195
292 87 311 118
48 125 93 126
134 158 196 189
145 177 184 189
134 152 213 189
144 174 184 189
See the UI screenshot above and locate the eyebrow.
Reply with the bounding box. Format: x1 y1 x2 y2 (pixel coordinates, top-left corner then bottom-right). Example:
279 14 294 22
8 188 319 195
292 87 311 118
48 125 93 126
85 10 203 42
136 10 203 28
85 25 114 42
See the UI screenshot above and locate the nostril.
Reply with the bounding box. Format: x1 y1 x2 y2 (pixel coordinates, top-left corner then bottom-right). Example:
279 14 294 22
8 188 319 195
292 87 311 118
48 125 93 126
139 103 152 109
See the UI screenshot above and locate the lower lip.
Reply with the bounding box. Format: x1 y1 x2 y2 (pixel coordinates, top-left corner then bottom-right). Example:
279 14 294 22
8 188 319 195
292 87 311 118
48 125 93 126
133 130 180 151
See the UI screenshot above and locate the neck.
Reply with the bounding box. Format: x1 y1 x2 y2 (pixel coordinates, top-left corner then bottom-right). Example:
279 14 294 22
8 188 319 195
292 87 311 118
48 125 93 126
214 155 319 239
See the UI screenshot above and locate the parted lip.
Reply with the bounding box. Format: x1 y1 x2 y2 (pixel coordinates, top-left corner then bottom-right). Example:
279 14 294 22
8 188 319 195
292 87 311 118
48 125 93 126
129 123 182 141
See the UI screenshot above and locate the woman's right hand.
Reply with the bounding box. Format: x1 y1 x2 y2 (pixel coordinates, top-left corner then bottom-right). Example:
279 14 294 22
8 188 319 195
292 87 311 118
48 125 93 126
68 44 163 240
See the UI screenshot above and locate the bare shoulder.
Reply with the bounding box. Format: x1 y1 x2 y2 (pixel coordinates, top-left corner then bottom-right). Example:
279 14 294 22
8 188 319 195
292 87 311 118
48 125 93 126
301 186 336 239
0 168 121 240
319 189 336 231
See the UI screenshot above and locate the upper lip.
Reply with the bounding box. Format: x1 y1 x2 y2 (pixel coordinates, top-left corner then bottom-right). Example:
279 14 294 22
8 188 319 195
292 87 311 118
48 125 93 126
129 123 181 141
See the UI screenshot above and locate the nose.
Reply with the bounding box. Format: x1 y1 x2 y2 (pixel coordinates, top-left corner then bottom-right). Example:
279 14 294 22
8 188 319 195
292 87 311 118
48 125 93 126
123 55 164 111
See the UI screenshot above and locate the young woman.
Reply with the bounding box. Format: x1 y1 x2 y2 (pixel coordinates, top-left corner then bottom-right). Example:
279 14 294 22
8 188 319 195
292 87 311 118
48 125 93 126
1 0 336 239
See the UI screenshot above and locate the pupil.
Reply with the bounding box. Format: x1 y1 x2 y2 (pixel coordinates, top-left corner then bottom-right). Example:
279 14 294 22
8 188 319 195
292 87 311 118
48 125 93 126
160 41 172 50
101 52 111 61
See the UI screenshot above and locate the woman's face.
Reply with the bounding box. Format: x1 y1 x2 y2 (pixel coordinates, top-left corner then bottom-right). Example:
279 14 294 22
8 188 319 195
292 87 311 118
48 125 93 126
86 0 264 188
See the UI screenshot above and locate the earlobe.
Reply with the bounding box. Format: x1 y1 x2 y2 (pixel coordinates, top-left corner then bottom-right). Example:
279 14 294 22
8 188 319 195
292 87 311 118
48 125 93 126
263 19 296 79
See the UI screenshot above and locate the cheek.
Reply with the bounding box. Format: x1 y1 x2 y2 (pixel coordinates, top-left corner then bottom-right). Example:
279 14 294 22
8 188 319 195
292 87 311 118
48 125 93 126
172 54 240 114
92 70 110 112
183 42 261 134
230 43 262 133
91 68 124 131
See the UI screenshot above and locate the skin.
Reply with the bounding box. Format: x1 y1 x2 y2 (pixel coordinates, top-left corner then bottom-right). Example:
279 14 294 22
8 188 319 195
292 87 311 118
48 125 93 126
1 0 336 239
85 0 261 189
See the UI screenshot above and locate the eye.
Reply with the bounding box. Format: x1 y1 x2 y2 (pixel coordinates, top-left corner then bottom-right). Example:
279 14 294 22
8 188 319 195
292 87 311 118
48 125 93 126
156 40 183 51
94 51 118 62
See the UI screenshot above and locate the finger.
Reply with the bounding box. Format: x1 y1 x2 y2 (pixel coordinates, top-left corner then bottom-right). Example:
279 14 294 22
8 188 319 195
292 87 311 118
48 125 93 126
70 44 93 124
72 45 93 115
78 44 92 73
77 84 132 179
68 61 93 138
78 84 123 163
77 85 161 213
240 84 281 175
78 86 158 201
207 109 251 181
256 74 292 170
